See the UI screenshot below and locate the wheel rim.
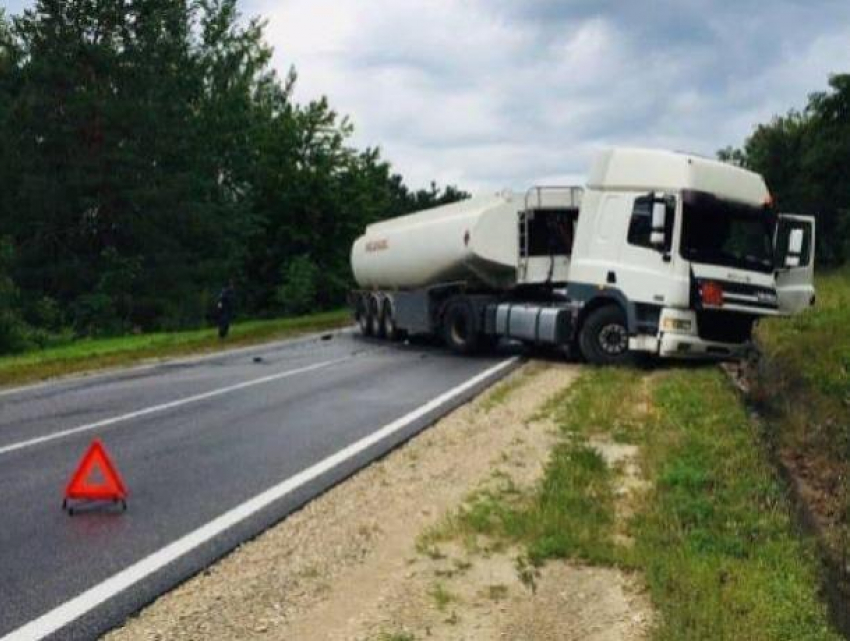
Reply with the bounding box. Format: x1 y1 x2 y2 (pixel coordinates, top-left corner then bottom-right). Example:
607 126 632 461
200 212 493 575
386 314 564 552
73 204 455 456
598 323 628 355
450 313 468 345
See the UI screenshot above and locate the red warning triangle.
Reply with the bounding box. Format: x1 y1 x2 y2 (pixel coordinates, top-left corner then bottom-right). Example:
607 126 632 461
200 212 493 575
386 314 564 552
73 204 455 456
64 439 127 502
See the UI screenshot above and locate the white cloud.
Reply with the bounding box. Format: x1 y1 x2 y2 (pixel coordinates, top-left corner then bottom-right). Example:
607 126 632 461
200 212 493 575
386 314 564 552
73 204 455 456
249 0 850 192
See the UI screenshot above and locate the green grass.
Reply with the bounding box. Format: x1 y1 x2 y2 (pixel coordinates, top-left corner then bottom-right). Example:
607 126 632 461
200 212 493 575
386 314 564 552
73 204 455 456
753 269 850 559
539 366 647 440
425 365 841 639
422 370 631 567
757 268 849 405
630 369 840 641
375 633 416 641
427 582 457 611
0 309 350 388
448 443 616 566
754 267 849 452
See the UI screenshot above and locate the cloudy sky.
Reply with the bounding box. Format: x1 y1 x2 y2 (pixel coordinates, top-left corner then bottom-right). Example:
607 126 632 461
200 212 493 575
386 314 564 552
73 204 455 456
5 0 850 192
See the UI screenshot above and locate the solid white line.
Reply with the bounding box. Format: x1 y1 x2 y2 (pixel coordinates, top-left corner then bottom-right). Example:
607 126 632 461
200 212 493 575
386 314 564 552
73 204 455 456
1 356 517 641
0 358 348 456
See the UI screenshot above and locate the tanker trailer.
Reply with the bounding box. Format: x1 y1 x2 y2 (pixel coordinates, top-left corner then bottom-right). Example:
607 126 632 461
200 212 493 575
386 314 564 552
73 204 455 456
350 188 581 353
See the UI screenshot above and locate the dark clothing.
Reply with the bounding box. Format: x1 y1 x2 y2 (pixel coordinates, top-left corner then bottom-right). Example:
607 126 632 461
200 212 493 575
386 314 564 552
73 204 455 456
217 286 236 338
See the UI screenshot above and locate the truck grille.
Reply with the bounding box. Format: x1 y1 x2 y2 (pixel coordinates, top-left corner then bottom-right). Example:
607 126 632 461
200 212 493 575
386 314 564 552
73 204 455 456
695 311 756 344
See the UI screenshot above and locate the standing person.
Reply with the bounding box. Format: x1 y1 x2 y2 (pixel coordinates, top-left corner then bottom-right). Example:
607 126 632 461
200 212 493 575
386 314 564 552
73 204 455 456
217 279 236 339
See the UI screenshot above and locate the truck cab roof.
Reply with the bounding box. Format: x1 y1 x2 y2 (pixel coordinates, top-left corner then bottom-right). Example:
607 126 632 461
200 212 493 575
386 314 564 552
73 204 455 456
587 147 769 206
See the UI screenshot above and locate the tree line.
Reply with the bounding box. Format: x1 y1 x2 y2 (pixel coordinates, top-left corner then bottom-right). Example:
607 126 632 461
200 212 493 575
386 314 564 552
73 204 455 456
719 74 850 266
0 0 467 353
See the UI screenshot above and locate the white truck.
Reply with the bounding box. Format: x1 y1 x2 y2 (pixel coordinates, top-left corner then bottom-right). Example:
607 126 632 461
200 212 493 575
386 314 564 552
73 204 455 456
349 147 816 364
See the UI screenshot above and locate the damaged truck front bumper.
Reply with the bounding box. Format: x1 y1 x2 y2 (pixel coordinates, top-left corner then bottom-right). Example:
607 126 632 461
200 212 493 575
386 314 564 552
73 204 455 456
629 308 756 361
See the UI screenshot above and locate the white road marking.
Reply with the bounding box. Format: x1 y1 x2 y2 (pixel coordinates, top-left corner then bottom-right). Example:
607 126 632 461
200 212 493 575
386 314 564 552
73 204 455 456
1 356 518 641
0 358 349 456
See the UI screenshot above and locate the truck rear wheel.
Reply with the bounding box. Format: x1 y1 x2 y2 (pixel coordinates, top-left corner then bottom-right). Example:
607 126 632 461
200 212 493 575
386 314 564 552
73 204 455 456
368 296 382 337
578 305 633 366
356 295 372 336
442 298 480 354
381 300 401 341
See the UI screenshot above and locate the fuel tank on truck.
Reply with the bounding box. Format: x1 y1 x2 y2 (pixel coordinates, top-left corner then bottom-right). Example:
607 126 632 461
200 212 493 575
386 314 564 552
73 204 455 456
351 192 520 290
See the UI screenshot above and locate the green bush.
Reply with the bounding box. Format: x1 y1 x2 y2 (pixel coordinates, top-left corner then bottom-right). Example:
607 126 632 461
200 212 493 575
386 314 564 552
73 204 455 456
0 308 30 354
0 238 33 354
71 292 124 337
22 295 63 331
275 255 319 316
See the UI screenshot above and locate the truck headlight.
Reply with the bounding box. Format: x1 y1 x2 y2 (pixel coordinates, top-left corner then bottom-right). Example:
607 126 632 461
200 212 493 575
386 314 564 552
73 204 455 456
662 318 693 333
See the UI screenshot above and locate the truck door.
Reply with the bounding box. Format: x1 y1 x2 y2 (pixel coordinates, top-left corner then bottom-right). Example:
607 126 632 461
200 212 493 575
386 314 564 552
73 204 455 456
774 213 815 314
615 192 678 305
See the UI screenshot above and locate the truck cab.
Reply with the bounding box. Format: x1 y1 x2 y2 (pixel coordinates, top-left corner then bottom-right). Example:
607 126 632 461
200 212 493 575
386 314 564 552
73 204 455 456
564 148 815 362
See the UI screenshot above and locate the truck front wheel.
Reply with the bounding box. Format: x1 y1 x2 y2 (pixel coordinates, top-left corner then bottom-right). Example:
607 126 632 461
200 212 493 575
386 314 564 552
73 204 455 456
442 298 480 355
578 305 632 366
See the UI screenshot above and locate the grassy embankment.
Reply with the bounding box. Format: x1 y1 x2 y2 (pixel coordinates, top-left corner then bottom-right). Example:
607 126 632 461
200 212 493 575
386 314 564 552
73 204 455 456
752 268 850 621
0 309 350 388
421 363 841 639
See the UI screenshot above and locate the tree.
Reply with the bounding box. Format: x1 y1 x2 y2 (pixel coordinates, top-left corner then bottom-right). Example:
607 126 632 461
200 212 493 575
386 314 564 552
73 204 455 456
719 74 850 265
0 8 19 244
801 75 850 264
0 0 468 349
4 0 275 331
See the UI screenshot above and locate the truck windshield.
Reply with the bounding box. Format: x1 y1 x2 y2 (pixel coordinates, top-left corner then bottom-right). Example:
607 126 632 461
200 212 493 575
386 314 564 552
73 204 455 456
680 190 775 273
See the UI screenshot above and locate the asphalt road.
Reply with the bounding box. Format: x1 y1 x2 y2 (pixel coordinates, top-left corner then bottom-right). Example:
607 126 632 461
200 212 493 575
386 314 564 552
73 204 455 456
0 330 519 640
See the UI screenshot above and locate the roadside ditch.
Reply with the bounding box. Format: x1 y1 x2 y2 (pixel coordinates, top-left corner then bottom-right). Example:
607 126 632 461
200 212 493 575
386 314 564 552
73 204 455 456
726 355 850 638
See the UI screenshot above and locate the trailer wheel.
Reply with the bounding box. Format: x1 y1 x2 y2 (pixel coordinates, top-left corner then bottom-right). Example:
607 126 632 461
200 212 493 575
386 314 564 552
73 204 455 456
442 298 480 354
368 296 381 337
356 296 372 336
381 300 401 341
578 305 633 366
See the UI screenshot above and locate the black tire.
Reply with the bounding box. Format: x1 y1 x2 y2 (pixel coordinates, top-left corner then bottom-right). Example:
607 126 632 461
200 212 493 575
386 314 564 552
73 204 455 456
578 305 633 366
442 298 480 354
381 300 401 341
368 296 382 337
356 296 372 336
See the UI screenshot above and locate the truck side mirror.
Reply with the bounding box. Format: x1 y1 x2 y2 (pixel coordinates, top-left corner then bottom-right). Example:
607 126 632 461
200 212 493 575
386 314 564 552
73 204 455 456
650 200 666 248
785 228 804 268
